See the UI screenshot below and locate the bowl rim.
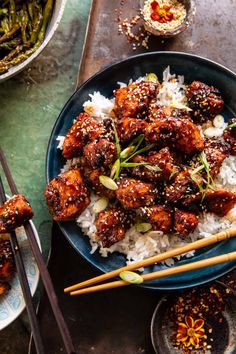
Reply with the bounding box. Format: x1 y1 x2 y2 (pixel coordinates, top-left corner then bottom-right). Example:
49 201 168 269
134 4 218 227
45 51 236 290
0 0 67 82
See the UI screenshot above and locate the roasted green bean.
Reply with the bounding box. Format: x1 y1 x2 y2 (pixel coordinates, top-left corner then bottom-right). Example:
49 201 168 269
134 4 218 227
0 0 55 74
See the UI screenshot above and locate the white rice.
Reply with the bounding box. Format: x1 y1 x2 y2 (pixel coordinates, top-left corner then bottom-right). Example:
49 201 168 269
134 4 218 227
83 91 114 121
61 67 236 266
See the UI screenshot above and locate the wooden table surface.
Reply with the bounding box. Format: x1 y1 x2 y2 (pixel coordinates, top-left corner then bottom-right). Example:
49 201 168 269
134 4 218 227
1 0 236 353
78 0 236 85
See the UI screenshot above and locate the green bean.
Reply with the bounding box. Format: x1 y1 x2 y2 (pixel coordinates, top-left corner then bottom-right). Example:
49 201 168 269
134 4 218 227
9 0 16 25
1 17 10 33
0 0 55 74
0 40 40 72
30 3 42 44
0 8 8 16
0 37 21 50
0 23 19 43
38 0 54 43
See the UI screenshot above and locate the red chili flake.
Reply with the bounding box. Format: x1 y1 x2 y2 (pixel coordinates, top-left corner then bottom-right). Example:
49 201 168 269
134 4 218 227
169 282 233 353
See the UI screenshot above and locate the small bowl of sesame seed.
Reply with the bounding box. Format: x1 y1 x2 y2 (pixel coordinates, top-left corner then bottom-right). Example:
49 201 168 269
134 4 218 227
141 0 196 38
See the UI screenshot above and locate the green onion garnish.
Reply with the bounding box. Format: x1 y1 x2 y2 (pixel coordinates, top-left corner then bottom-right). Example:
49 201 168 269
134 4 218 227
224 122 236 130
135 223 152 233
119 271 143 284
99 176 118 190
146 73 158 83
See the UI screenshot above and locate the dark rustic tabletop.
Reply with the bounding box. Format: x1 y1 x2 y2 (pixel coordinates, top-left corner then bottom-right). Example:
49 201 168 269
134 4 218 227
1 0 236 353
31 1 236 353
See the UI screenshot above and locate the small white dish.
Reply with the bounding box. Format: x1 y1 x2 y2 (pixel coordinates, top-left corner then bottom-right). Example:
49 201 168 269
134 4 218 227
0 222 40 330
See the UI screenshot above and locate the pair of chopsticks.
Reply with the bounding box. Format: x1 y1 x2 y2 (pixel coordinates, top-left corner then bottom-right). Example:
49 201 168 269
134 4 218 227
64 228 236 296
0 147 76 354
0 178 45 353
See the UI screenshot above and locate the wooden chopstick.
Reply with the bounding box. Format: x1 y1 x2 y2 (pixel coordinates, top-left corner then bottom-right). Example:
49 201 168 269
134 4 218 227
64 227 236 293
0 177 45 354
70 250 236 295
0 146 76 354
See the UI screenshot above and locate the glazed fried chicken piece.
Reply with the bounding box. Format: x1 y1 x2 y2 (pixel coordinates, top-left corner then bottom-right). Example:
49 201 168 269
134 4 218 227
116 178 158 208
203 189 236 216
130 148 179 182
62 113 106 159
0 195 33 234
116 117 147 143
45 169 90 221
148 104 190 123
223 118 236 155
186 81 224 122
0 238 15 283
173 209 198 236
0 282 10 295
203 139 230 178
145 116 204 155
96 208 132 247
140 205 172 233
113 81 159 119
84 167 116 200
83 139 117 168
165 169 203 204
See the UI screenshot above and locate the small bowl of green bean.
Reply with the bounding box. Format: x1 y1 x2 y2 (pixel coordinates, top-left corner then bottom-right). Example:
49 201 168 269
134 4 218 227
0 0 66 81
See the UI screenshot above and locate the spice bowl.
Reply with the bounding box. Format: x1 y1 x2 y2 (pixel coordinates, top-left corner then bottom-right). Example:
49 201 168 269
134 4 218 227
140 0 196 38
150 281 236 353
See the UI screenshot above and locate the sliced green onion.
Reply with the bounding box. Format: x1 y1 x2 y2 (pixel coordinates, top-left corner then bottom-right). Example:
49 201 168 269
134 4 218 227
125 143 155 163
99 175 118 190
121 162 149 168
144 164 162 172
146 73 158 83
111 119 121 157
119 271 143 284
93 197 109 213
110 159 121 179
191 165 205 175
130 134 145 151
135 223 152 233
224 122 236 130
120 146 135 159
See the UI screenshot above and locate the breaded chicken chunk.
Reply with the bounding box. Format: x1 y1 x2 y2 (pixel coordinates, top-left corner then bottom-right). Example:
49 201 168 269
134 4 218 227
62 113 105 159
0 282 10 295
186 81 224 122
116 117 147 143
45 169 90 221
140 205 172 233
148 104 190 123
203 139 229 178
130 148 179 182
83 139 117 168
83 167 116 200
173 209 198 236
0 238 15 283
116 178 157 208
165 169 203 204
96 208 132 247
223 118 236 155
145 116 204 155
204 189 236 216
0 195 33 233
113 81 159 119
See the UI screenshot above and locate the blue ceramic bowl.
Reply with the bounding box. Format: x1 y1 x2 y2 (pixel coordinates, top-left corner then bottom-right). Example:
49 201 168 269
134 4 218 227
46 52 236 290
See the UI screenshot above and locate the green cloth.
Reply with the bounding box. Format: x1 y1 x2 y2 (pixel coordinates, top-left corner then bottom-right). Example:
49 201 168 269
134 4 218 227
0 1 91 352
